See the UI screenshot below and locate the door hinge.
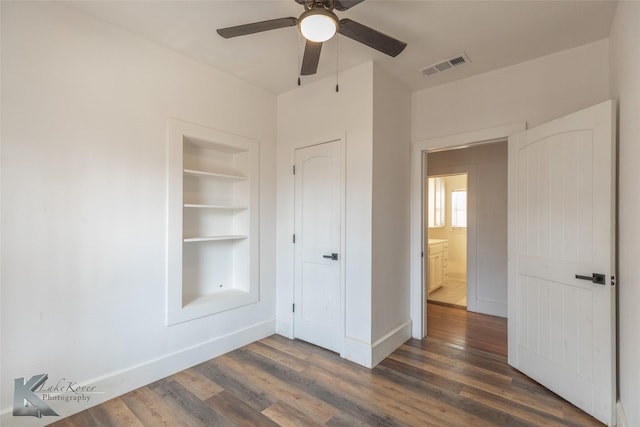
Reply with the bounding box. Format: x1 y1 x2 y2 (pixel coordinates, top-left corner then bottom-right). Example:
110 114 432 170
293 234 296 244
611 275 616 286
421 251 424 258
293 165 296 175
292 303 295 312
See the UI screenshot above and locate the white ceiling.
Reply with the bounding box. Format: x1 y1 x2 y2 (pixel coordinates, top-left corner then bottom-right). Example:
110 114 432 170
63 0 618 95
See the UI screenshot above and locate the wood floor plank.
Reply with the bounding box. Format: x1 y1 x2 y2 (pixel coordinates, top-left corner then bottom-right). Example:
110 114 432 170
397 343 514 385
171 367 223 401
236 345 414 426
406 336 507 365
47 305 604 427
49 406 104 427
306 351 484 426
148 378 233 427
215 351 339 423
245 341 309 372
388 350 566 419
372 360 521 427
304 361 473 427
260 334 311 360
325 411 373 427
205 390 280 427
88 397 144 427
194 358 278 412
398 342 562 415
459 386 568 427
378 356 464 395
262 401 325 427
306 353 493 427
427 302 508 357
120 385 201 427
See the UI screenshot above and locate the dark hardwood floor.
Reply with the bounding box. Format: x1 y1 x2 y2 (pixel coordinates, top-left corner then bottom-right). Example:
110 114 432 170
427 301 508 357
51 309 603 426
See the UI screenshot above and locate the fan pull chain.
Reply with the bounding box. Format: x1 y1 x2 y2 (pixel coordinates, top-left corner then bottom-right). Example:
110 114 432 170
335 34 340 93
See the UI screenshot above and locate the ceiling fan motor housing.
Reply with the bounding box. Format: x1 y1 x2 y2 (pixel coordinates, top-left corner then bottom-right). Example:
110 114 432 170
302 0 336 11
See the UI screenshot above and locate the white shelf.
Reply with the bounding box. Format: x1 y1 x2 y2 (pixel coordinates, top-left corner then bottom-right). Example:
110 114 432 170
183 168 246 181
183 235 248 243
183 204 247 210
184 136 248 154
183 289 249 307
167 119 259 325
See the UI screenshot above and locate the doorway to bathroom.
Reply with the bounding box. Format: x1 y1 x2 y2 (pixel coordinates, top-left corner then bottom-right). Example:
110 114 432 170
426 173 468 308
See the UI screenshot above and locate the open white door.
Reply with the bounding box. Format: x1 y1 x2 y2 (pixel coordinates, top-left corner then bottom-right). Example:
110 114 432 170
508 100 616 425
294 140 343 353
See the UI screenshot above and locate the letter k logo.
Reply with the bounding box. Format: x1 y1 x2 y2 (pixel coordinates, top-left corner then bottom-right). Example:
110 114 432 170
13 374 59 417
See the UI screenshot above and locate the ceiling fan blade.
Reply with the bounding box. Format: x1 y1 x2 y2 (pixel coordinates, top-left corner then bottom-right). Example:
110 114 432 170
217 17 297 39
301 40 323 75
334 0 366 11
338 18 407 57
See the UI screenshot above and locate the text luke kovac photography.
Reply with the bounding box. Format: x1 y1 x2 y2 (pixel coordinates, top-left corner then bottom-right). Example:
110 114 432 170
13 374 102 419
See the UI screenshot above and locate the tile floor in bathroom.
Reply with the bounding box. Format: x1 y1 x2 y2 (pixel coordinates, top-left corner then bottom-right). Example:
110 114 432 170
428 279 466 307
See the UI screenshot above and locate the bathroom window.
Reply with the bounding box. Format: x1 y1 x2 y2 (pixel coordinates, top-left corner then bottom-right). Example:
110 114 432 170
428 177 445 228
451 189 467 228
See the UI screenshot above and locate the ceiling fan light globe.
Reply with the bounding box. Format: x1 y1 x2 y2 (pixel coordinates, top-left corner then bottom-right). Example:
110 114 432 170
299 10 337 42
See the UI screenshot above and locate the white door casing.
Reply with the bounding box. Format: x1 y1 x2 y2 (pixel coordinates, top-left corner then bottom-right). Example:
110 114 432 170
411 123 526 339
294 140 343 353
508 100 616 425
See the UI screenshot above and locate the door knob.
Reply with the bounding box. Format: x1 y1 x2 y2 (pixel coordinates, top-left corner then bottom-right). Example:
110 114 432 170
575 273 606 285
323 253 339 260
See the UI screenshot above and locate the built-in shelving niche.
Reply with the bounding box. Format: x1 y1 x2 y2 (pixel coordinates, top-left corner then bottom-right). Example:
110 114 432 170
167 119 259 325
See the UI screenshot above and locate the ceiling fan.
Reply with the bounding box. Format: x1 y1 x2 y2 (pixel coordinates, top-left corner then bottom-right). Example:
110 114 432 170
216 0 407 76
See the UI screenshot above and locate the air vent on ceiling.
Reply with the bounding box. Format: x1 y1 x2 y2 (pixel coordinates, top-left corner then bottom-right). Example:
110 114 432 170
420 53 471 77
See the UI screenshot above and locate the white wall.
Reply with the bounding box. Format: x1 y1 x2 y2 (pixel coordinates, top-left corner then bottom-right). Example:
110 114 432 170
412 39 610 142
1 2 277 422
276 62 375 356
371 66 412 355
427 142 508 316
609 2 640 426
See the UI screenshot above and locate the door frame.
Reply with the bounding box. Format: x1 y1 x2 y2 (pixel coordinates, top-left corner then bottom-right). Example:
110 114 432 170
410 123 526 338
292 137 347 354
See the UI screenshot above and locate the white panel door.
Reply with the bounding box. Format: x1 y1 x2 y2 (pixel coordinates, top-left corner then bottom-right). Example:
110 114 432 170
294 140 342 353
508 100 616 425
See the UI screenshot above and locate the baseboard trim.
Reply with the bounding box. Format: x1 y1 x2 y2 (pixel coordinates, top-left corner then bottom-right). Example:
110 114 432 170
341 336 372 368
617 400 628 427
1 319 275 427
371 320 412 367
341 320 412 369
